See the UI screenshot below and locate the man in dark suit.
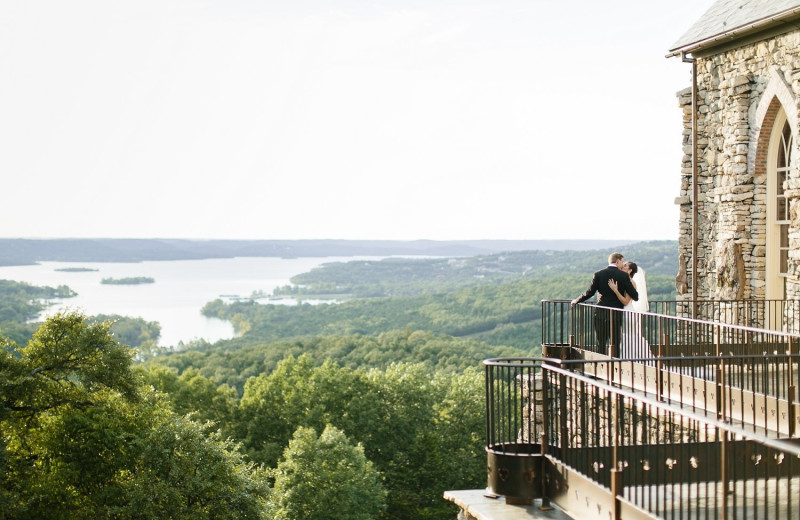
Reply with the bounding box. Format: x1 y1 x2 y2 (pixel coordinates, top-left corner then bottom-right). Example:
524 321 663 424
572 252 639 355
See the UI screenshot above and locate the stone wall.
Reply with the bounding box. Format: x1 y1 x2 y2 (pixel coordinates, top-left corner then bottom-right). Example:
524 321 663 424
676 30 800 301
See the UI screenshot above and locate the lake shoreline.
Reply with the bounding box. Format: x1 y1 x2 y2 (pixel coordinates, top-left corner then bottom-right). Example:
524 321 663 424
0 257 359 348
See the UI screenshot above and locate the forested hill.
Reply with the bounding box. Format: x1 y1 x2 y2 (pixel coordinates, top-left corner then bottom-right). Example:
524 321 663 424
153 241 680 388
275 240 677 298
0 237 639 265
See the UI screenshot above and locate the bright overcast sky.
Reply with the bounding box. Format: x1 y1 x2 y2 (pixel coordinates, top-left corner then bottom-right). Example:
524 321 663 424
0 0 713 241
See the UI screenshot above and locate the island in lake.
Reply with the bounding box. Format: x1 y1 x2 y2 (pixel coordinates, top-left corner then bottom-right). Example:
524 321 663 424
100 276 155 285
55 267 99 272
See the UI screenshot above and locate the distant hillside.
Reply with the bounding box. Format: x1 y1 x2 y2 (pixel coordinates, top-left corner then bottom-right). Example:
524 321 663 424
0 238 640 265
198 241 678 353
273 240 678 298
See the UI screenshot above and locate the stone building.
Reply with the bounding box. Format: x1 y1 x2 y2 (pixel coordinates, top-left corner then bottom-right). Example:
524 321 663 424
668 0 800 308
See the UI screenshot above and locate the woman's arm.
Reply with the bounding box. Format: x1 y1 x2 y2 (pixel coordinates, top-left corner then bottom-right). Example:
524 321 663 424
608 279 632 306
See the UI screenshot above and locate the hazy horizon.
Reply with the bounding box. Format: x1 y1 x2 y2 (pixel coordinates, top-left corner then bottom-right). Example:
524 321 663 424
0 236 652 243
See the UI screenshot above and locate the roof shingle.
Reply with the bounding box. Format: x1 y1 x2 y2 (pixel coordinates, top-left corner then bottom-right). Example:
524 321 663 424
669 0 800 55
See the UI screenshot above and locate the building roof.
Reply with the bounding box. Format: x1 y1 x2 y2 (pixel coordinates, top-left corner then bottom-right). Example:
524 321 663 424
668 0 800 57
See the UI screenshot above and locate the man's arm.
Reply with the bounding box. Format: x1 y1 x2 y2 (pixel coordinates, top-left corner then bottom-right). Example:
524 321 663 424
622 276 639 301
572 274 598 305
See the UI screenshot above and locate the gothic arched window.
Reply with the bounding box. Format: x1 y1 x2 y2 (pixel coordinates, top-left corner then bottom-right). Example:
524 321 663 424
776 119 792 276
767 108 793 303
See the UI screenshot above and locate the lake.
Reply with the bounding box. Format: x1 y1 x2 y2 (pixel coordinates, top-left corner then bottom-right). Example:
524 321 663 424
0 256 361 347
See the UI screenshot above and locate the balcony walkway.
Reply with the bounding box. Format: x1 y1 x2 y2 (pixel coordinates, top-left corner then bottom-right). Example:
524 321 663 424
446 299 800 520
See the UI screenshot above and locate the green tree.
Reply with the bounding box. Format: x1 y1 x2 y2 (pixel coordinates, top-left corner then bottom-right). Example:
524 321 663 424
90 314 162 361
235 356 484 520
0 311 269 520
268 425 385 520
362 363 484 519
119 403 269 520
138 364 237 432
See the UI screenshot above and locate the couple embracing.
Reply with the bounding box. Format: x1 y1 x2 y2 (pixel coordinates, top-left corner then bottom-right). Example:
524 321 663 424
571 252 649 356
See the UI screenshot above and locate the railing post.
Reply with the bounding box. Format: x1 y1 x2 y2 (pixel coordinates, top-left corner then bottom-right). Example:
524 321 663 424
610 461 622 519
789 336 797 438
657 327 666 403
570 302 578 350
559 372 568 463
609 388 622 520
720 428 729 520
486 362 493 449
609 308 617 359
610 468 622 520
539 365 553 511
715 325 725 422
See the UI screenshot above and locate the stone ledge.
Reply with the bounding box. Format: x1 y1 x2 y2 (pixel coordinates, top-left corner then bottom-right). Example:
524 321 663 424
443 489 573 520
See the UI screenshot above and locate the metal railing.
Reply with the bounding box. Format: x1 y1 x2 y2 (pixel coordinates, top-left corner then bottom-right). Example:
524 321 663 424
486 300 800 519
542 299 800 348
650 299 800 333
485 357 800 520
545 301 800 436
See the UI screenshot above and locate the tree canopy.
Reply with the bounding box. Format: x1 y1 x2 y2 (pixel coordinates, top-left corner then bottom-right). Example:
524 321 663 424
0 312 269 520
268 425 386 520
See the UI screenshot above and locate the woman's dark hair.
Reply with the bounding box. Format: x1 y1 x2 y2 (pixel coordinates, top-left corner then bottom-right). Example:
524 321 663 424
626 262 638 278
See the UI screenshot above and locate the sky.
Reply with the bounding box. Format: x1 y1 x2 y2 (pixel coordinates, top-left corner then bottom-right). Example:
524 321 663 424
0 0 714 241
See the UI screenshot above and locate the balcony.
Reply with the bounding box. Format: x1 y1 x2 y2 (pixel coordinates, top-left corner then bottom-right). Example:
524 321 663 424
445 300 800 520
